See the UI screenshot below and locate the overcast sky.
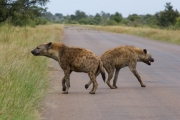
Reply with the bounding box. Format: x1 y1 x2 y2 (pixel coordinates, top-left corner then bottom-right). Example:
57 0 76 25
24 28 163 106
46 0 180 17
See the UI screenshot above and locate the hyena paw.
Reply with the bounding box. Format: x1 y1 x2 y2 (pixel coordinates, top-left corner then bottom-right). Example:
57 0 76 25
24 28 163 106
89 91 95 94
62 91 68 94
110 86 116 89
85 84 89 89
141 84 146 87
62 86 66 91
113 85 118 89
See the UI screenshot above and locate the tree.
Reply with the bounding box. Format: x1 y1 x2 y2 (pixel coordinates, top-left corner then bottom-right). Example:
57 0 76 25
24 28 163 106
100 11 110 19
93 13 101 24
43 12 53 20
0 0 9 22
75 10 87 21
0 0 49 25
155 2 180 27
140 14 157 26
86 15 95 25
55 13 63 19
128 14 141 22
110 12 123 23
70 15 76 20
127 14 141 27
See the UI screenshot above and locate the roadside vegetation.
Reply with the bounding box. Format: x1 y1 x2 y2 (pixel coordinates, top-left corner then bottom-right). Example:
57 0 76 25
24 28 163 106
48 2 180 30
46 2 180 45
85 25 180 45
0 24 63 120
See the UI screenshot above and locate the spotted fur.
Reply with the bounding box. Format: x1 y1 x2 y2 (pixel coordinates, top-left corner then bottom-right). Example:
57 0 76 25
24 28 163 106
31 42 105 94
85 45 154 89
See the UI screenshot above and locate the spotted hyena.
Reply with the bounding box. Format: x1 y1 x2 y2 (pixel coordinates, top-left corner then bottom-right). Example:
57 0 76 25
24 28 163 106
85 45 154 89
31 42 105 94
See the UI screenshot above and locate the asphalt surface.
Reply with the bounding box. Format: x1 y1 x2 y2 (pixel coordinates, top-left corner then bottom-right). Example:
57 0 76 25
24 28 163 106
42 26 180 120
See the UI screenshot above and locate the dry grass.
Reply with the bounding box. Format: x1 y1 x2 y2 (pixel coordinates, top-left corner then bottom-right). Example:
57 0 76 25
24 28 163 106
85 25 180 45
0 24 63 120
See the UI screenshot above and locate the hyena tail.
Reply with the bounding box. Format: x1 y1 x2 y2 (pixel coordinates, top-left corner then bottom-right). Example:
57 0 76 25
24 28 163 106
99 60 106 82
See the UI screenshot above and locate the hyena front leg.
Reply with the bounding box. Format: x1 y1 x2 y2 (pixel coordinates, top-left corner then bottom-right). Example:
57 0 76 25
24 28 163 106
62 77 66 91
113 68 120 88
129 64 146 87
62 70 71 94
62 71 72 91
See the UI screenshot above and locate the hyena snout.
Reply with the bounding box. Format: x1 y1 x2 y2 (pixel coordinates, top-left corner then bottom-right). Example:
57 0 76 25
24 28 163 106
150 58 154 62
145 57 154 66
31 49 39 56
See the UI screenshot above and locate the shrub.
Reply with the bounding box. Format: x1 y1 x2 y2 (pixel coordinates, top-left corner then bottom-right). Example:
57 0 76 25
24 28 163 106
175 17 180 29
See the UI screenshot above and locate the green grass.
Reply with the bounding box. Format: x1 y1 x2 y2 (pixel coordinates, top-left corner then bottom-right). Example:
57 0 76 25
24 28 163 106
84 25 180 45
0 24 63 120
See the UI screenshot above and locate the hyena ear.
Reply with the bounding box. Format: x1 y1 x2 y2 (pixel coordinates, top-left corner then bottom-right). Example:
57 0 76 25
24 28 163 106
47 42 52 49
143 49 147 54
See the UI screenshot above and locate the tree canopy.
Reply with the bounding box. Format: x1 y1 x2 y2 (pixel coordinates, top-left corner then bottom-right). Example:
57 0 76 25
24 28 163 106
1 1 179 29
0 0 49 26
155 2 179 27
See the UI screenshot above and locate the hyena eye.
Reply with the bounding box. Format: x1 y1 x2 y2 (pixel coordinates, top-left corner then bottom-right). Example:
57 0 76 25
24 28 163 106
37 47 40 50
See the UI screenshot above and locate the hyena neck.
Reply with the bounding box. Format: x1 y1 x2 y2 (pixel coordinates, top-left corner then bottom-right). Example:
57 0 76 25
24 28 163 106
51 52 59 62
45 50 59 62
137 55 145 62
53 43 69 62
133 47 144 62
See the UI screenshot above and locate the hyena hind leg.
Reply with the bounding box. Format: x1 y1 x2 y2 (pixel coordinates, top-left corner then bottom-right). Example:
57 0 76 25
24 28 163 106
85 80 91 89
106 68 116 89
62 77 66 91
85 70 100 89
88 72 98 94
113 68 120 88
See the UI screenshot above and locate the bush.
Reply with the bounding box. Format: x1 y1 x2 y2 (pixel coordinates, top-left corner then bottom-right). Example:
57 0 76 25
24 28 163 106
108 20 118 25
120 19 130 26
175 17 180 29
79 18 88 24
35 18 48 25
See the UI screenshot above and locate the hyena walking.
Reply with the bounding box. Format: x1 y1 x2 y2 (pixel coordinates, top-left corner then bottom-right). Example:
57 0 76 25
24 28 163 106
31 42 105 94
85 46 154 89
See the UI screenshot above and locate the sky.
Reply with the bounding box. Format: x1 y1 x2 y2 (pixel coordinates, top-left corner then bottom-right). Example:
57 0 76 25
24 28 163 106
46 0 180 17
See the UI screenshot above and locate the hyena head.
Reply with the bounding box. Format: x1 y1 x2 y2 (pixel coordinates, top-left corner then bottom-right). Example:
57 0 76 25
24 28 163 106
31 42 59 61
138 49 154 66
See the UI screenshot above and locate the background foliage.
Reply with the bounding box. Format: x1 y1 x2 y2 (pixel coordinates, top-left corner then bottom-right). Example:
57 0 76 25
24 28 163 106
0 0 49 26
1 2 179 29
44 2 180 29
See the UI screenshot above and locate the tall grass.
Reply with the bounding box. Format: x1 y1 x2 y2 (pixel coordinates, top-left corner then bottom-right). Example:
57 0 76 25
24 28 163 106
0 24 63 120
86 25 180 45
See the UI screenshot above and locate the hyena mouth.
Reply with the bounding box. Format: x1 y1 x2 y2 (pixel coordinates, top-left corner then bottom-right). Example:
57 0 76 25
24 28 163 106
148 58 154 65
148 61 152 65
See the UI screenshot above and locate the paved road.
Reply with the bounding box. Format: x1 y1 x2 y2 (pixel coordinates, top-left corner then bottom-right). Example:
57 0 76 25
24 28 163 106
42 26 180 120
